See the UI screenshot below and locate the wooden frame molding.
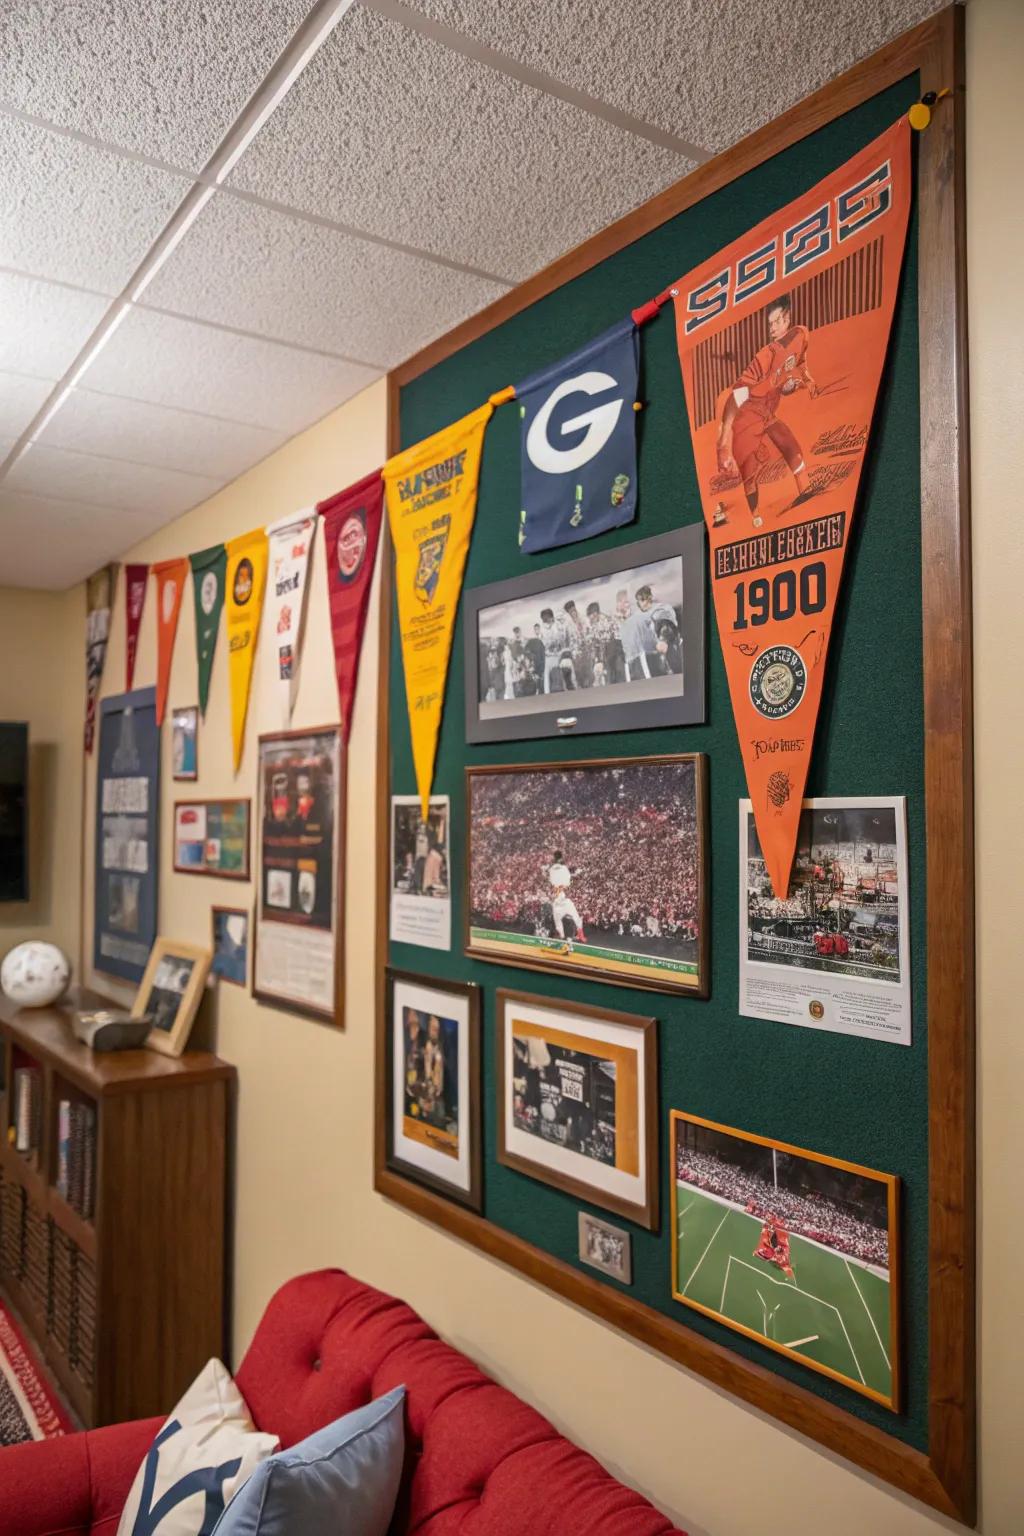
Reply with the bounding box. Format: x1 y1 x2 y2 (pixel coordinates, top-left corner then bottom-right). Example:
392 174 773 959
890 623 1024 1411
374 6 973 1520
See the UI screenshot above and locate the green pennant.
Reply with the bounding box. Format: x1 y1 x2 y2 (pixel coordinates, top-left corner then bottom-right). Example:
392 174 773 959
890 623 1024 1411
190 543 227 717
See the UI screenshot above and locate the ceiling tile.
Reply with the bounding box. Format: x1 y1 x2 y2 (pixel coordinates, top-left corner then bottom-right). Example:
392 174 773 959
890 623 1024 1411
0 115 188 293
229 4 690 282
83 307 381 434
143 192 507 364
0 1 316 172
38 388 288 482
5 440 222 517
0 372 52 438
0 271 109 377
400 0 943 155
0 490 167 589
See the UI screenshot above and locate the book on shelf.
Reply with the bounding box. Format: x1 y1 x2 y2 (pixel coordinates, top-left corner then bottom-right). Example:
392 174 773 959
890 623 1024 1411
12 1066 40 1156
65 1099 97 1220
56 1099 71 1199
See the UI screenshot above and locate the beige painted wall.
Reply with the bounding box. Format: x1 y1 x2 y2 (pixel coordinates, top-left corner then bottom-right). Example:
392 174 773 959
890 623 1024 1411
0 585 83 961
4 0 1021 1529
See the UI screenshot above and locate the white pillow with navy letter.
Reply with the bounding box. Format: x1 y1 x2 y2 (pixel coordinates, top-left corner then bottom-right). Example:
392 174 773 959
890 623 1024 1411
117 1358 279 1536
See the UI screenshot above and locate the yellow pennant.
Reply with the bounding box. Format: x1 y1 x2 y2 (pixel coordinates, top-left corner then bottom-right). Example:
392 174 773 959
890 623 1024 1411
384 399 498 814
225 527 269 771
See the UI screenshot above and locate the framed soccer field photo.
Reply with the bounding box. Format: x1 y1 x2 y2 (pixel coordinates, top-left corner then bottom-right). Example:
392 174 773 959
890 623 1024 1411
497 989 658 1230
671 1111 899 1408
465 755 708 996
463 526 706 744
384 969 482 1212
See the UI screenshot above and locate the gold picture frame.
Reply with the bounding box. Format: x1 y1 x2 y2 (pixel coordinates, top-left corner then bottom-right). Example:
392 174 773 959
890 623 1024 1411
131 938 212 1057
670 1109 900 1409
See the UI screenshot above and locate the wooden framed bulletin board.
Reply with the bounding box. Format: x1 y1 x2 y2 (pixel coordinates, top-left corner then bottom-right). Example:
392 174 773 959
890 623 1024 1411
374 7 973 1521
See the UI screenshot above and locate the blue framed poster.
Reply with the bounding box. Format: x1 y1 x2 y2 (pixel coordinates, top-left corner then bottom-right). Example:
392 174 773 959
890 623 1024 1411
94 686 160 983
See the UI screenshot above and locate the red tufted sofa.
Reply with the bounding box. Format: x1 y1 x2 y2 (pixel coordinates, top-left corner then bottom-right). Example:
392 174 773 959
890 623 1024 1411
0 1268 686 1534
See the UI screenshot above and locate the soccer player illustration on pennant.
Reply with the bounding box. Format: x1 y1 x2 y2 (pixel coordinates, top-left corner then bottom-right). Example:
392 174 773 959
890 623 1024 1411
716 294 819 529
544 850 587 954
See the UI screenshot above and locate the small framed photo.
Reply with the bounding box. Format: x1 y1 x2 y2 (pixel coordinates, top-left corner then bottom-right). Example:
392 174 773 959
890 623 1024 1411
671 1111 899 1408
390 794 451 951
497 988 658 1230
578 1211 632 1284
467 754 708 996
173 799 251 879
171 706 198 781
131 938 212 1057
211 907 249 988
463 526 705 743
383 969 481 1211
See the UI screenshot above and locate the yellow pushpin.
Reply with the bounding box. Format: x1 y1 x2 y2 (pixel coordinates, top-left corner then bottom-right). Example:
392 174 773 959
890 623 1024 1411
909 87 950 131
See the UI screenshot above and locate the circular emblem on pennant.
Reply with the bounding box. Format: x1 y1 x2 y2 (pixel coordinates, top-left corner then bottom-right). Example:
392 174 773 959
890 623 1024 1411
233 557 253 605
749 645 807 720
337 512 367 584
200 571 218 615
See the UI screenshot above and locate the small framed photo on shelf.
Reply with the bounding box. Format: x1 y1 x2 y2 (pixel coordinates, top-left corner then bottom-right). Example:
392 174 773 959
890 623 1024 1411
578 1211 632 1284
466 754 708 996
496 989 658 1230
670 1110 900 1408
173 799 251 879
463 525 705 744
171 706 198 781
383 969 482 1212
211 907 249 988
131 938 212 1057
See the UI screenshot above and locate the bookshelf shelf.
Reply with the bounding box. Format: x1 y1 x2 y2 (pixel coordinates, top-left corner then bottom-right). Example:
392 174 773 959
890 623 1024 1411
0 987 235 1427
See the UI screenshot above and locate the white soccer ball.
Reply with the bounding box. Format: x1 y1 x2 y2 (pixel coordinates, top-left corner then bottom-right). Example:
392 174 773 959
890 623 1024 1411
0 942 71 1007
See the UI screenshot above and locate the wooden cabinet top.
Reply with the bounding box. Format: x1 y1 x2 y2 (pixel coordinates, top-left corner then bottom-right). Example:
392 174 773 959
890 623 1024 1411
0 988 235 1097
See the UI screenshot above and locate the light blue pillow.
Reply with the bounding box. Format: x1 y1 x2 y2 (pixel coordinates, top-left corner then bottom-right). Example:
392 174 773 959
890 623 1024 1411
211 1386 406 1536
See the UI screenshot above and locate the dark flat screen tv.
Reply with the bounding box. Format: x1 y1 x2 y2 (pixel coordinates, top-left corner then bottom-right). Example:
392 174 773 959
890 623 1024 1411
0 723 28 902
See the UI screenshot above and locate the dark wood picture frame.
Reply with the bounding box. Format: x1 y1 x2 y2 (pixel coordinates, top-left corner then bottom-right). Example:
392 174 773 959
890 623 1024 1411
384 968 482 1212
210 905 249 989
172 798 251 880
670 1110 900 1410
462 525 706 745
465 754 709 998
497 987 659 1231
375 8 973 1519
253 725 346 1027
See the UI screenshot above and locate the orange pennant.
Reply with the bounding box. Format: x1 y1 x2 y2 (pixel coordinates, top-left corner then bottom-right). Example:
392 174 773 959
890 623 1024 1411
672 118 911 897
153 557 188 726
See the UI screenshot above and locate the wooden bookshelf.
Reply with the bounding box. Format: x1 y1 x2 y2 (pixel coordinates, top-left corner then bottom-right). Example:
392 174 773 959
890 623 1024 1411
0 987 235 1427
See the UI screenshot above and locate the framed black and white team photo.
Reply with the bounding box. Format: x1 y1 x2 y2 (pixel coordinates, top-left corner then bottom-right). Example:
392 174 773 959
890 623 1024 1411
463 527 705 744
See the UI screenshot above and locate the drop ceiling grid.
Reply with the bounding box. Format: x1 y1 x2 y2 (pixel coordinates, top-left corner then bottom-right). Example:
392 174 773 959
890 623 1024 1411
0 0 945 587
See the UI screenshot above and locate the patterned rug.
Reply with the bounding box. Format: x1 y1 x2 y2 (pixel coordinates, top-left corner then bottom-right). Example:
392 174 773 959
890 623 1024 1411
0 1300 71 1444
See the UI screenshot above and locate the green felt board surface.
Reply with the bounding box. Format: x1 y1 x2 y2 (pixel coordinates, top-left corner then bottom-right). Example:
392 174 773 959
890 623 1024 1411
390 75 926 1447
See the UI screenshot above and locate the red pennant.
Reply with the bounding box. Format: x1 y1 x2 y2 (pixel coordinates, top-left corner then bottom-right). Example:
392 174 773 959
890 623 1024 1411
124 563 149 691
318 469 383 739
671 118 911 898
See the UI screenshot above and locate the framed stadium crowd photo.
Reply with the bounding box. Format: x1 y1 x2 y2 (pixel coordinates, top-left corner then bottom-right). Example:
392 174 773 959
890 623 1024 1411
496 989 658 1229
384 969 482 1212
465 755 708 995
463 526 706 744
670 1111 899 1408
